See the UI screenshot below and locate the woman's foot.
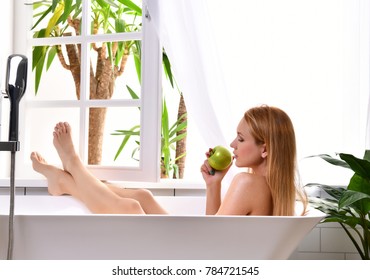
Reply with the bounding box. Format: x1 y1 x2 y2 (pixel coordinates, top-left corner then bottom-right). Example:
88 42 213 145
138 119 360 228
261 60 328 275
30 151 72 196
52 122 79 172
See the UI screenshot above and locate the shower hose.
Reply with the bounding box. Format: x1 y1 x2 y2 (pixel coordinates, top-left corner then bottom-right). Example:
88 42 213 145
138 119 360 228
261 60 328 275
7 151 16 260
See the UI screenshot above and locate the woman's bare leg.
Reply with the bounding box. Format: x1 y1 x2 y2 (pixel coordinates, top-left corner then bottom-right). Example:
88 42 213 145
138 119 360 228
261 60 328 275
107 184 168 214
30 122 168 214
31 151 167 214
30 151 77 197
37 122 144 214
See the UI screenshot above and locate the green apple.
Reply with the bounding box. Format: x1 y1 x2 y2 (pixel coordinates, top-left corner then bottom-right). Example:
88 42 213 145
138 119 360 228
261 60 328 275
208 145 232 171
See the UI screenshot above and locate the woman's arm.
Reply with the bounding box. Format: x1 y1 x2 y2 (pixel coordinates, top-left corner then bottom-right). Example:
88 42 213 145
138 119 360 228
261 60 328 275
200 158 231 215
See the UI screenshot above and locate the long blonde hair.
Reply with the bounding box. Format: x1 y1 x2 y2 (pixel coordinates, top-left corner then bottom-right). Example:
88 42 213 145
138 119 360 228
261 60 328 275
244 105 307 216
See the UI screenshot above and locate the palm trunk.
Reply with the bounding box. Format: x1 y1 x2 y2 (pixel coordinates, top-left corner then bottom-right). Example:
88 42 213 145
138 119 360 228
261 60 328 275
88 107 107 164
174 93 187 178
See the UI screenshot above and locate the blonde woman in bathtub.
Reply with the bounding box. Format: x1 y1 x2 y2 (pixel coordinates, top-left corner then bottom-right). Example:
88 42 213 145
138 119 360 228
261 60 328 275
201 105 307 216
31 105 306 215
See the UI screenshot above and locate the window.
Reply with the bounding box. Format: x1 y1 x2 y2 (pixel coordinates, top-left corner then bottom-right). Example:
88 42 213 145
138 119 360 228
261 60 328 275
15 0 162 182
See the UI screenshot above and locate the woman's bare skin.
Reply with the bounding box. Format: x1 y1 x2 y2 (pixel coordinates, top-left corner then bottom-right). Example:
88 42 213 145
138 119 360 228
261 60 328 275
31 122 167 214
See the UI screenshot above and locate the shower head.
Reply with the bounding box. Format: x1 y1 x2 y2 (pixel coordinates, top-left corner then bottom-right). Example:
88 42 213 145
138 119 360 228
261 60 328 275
5 54 28 142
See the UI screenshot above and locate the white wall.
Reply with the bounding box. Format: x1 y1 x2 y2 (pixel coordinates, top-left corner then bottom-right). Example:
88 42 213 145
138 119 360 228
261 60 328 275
0 0 13 132
0 0 14 177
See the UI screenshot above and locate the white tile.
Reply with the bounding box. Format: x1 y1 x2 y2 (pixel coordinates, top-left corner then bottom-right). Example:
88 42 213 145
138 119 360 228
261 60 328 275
289 251 345 260
317 222 342 228
297 228 320 252
345 253 362 260
321 228 359 253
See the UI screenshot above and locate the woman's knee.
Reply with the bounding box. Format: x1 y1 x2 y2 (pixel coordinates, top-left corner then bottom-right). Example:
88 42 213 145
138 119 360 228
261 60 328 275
132 188 154 202
116 198 145 214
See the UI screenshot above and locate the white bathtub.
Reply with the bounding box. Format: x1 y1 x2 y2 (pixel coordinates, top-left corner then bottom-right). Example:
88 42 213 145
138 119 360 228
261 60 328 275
0 195 325 260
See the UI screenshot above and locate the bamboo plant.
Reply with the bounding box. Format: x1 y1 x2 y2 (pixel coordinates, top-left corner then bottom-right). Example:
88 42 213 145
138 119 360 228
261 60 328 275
306 151 370 259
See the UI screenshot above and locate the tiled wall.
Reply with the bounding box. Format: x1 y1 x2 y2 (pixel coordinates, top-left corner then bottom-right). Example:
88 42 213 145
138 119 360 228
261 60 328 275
0 185 363 260
289 222 362 260
292 185 363 260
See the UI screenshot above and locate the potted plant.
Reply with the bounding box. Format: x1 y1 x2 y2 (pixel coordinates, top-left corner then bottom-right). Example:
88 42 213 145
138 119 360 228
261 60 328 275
306 151 370 259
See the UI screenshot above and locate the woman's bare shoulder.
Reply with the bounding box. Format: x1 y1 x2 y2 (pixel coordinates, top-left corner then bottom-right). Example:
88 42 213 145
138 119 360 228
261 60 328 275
232 172 266 184
225 172 272 215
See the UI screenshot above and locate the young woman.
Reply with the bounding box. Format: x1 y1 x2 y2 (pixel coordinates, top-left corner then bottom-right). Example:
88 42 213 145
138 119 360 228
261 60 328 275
201 105 307 216
31 105 307 215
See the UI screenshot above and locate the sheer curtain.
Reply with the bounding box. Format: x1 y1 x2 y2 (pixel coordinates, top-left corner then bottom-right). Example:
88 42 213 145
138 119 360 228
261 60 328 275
147 0 370 185
146 0 234 148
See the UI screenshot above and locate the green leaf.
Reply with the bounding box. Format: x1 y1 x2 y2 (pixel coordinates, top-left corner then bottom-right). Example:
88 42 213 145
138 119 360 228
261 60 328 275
32 6 52 30
34 48 48 94
134 52 141 83
169 123 187 139
131 146 140 161
95 0 110 9
58 0 74 24
114 44 124 66
364 150 370 162
45 2 64 37
51 0 59 12
163 51 174 88
113 125 140 161
306 183 346 201
126 85 140 100
107 41 114 67
169 112 187 128
162 100 169 143
116 0 142 15
169 132 187 145
347 173 370 195
115 18 126 33
339 190 370 212
340 153 370 181
46 46 57 71
32 43 46 70
73 0 82 18
307 154 351 169
112 130 140 136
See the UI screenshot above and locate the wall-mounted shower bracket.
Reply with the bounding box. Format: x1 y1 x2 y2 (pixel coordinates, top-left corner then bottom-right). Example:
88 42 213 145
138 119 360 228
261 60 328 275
0 141 20 152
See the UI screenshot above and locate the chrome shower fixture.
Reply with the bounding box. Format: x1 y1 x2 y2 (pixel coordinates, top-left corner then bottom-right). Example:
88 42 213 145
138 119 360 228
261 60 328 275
5 54 27 142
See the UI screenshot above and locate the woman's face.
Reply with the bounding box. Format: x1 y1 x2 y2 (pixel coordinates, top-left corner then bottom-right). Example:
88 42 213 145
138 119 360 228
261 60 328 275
230 118 266 170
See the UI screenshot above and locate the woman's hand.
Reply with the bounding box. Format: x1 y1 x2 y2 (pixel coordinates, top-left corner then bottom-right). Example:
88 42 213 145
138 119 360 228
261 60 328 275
202 148 233 215
200 148 232 185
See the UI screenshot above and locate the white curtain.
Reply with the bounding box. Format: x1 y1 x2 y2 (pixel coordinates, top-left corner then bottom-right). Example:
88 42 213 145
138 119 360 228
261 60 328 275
147 0 370 185
146 0 234 150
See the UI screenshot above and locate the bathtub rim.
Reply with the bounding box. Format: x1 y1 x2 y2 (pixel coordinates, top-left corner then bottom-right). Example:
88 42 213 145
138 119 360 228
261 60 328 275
0 194 326 218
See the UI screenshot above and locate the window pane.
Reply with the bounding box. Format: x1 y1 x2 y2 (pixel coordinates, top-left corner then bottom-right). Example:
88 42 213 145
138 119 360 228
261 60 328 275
91 0 143 35
89 40 141 100
89 107 141 167
31 44 79 101
25 107 80 166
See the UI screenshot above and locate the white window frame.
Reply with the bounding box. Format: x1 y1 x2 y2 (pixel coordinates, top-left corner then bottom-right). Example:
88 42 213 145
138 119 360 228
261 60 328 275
16 0 162 182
